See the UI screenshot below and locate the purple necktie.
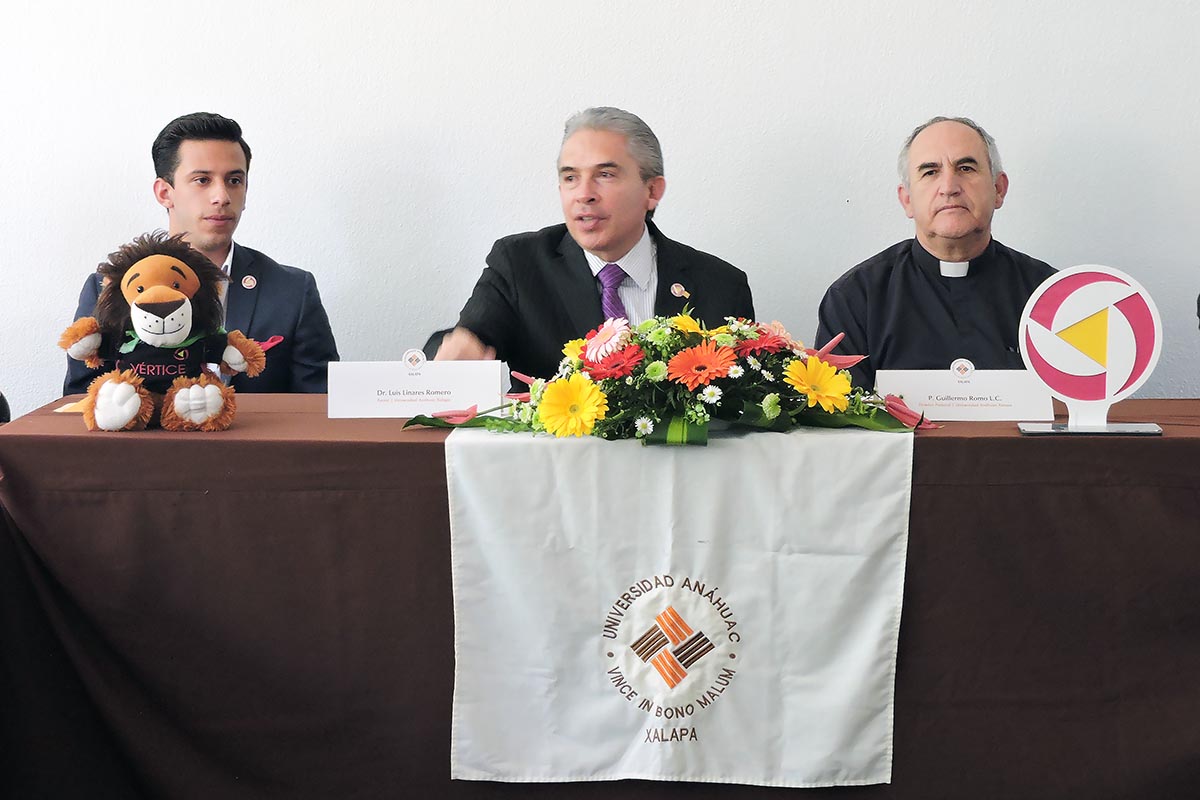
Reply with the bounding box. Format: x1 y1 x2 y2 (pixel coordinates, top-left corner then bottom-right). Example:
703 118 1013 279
598 262 628 321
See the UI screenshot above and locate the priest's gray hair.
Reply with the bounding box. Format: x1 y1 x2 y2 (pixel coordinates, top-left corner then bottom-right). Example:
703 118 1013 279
561 107 664 183
898 116 1003 188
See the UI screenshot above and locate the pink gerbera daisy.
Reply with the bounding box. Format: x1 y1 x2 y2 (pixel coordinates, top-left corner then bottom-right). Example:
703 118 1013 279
585 318 632 362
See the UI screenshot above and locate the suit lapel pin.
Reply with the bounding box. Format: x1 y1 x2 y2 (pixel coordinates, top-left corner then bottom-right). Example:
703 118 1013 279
670 282 690 300
241 275 257 290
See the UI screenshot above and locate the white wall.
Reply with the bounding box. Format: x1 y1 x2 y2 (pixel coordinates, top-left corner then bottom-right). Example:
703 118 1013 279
2 0 1197 417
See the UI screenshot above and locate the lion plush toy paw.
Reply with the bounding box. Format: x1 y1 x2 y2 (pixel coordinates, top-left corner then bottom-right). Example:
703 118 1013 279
59 231 265 432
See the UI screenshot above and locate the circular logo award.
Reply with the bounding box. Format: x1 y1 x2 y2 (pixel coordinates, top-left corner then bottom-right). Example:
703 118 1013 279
1018 266 1161 427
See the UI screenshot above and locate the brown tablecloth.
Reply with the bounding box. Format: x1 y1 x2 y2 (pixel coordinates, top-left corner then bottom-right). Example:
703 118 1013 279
2 396 1198 799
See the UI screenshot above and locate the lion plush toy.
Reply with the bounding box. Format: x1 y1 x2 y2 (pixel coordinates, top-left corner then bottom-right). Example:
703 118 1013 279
59 231 265 432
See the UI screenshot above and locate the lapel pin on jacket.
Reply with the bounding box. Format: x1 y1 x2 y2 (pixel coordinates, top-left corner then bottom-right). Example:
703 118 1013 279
670 283 690 299
241 275 257 290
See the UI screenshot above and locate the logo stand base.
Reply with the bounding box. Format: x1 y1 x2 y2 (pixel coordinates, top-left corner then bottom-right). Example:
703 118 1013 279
1018 421 1162 436
1018 396 1161 435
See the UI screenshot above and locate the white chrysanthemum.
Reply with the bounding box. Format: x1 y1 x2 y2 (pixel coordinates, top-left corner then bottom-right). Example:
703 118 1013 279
728 364 745 379
761 371 775 382
746 356 761 370
700 385 723 404
635 417 654 436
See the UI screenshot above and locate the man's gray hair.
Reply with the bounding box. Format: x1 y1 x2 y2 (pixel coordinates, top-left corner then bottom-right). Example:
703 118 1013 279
897 116 1003 188
561 107 664 182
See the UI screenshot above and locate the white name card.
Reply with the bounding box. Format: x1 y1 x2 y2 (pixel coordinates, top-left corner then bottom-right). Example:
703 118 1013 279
875 360 1053 422
328 351 502 419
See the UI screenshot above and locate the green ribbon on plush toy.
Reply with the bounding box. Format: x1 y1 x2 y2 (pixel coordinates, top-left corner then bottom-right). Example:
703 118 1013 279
119 327 227 354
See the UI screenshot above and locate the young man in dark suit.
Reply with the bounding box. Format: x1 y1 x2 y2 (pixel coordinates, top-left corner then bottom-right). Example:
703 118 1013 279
430 107 755 384
64 112 338 395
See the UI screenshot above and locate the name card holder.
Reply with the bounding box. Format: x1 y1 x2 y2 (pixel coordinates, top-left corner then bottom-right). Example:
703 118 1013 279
328 351 502 419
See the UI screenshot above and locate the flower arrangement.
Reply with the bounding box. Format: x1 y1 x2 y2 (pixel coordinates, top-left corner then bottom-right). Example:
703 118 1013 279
407 314 929 445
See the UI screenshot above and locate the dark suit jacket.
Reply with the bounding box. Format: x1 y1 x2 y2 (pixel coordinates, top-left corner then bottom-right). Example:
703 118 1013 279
64 244 339 395
427 221 755 384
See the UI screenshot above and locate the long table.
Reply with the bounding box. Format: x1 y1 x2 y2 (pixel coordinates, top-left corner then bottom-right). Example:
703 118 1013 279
2 396 1198 799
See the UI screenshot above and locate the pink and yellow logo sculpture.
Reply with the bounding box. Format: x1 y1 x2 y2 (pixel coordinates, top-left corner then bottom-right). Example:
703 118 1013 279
1019 266 1161 429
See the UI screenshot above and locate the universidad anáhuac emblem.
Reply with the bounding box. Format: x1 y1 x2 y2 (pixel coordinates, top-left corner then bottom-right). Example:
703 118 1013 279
601 574 741 743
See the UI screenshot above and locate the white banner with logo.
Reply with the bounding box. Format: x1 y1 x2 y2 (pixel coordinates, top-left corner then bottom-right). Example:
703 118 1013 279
446 426 914 787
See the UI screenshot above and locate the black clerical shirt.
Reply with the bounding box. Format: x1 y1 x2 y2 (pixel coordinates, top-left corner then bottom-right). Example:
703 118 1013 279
815 238 1055 389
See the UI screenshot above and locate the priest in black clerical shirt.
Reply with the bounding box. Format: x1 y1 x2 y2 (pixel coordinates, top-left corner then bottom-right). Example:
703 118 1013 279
815 116 1054 389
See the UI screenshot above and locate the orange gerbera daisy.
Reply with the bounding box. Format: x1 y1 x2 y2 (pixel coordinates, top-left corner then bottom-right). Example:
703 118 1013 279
666 340 737 391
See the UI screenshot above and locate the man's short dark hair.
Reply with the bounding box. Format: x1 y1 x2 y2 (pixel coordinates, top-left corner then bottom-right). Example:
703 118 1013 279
152 112 252 185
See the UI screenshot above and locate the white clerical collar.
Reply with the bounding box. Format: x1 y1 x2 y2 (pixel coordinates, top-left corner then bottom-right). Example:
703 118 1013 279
940 259 969 278
583 225 655 289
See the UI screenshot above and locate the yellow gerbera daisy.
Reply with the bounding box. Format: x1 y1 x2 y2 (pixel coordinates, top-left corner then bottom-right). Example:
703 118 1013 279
562 338 585 361
669 314 729 338
784 357 851 413
537 373 608 437
670 314 703 335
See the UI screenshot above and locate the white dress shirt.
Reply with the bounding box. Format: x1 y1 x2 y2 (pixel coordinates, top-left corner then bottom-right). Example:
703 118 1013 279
218 242 236 324
209 243 237 379
581 225 659 325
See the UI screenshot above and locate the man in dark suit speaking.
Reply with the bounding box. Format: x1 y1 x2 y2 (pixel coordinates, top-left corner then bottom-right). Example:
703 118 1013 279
431 107 755 383
64 112 338 395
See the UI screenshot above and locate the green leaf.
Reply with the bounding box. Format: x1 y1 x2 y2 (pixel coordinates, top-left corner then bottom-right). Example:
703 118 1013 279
729 398 791 431
403 413 538 433
402 415 496 431
793 407 911 432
